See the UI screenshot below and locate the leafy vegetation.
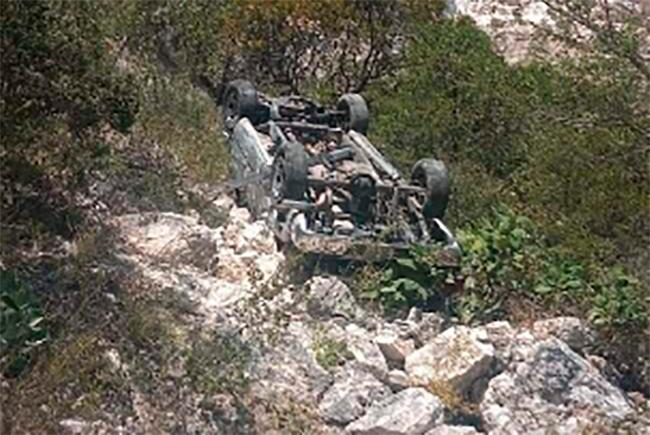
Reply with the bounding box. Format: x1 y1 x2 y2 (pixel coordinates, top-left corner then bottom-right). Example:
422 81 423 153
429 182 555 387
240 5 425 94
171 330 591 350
312 330 353 371
366 17 648 334
185 331 252 396
0 269 48 376
358 208 647 332
370 19 649 267
355 245 453 314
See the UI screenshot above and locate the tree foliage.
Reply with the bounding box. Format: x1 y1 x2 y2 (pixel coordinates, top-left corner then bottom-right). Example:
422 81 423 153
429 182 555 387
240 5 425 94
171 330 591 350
370 19 649 265
1 0 140 239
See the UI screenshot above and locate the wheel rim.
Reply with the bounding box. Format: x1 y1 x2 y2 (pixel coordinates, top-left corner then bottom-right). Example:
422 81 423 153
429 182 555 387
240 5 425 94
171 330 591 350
224 89 239 126
411 169 428 208
272 158 285 200
340 101 351 131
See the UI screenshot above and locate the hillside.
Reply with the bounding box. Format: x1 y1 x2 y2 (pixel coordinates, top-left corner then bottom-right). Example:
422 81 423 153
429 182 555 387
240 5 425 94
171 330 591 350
1 1 649 434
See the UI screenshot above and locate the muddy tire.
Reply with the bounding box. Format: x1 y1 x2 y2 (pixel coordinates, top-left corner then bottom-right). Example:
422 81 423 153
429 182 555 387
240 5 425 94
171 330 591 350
337 93 369 134
411 158 450 220
223 79 258 130
272 141 308 201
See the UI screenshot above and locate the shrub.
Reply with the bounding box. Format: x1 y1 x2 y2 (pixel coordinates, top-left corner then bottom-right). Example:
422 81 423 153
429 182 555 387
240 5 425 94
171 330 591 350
456 208 647 329
355 245 454 314
589 269 647 329
369 19 649 270
358 207 647 332
1 0 140 246
0 269 48 376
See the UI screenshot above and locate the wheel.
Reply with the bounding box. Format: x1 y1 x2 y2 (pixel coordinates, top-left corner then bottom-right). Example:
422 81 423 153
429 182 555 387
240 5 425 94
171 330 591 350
222 79 258 130
411 158 450 219
271 141 309 201
337 93 369 134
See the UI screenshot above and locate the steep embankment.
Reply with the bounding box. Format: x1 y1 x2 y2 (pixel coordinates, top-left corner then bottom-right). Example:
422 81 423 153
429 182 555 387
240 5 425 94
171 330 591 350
16 197 644 434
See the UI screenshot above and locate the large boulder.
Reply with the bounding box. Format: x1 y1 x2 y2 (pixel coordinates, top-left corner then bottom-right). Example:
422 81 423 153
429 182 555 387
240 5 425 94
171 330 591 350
531 317 595 353
113 208 284 320
251 321 333 404
305 276 364 321
480 338 635 433
345 387 444 435
318 365 391 425
405 326 496 396
114 212 219 268
344 324 389 379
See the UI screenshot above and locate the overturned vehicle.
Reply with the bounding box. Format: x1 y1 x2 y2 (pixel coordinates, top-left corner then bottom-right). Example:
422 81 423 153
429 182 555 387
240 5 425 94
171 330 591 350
222 79 460 263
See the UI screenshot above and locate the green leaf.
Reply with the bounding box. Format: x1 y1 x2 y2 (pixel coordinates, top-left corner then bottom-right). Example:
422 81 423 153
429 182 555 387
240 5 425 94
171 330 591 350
1 295 19 311
395 257 418 271
534 284 553 295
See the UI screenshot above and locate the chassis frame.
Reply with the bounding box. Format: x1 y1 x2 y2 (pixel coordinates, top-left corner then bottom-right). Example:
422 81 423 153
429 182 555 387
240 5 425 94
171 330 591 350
223 81 461 263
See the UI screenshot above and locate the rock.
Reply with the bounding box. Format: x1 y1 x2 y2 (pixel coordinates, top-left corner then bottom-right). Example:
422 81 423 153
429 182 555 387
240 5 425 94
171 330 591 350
59 418 91 435
628 391 647 408
306 276 363 321
374 329 415 366
477 321 515 364
480 321 515 349
401 308 447 347
448 0 556 63
212 194 235 212
586 354 623 387
345 387 444 435
406 307 423 323
114 212 219 268
405 326 496 395
424 425 481 435
387 369 411 392
414 312 447 344
480 338 635 433
532 317 595 353
345 324 389 379
319 366 391 425
235 219 277 255
114 209 284 322
252 320 333 404
103 348 124 374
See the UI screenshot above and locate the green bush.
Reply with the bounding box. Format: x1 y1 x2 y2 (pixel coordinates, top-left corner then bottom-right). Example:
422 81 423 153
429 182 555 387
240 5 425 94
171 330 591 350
369 19 649 268
456 209 647 328
0 269 48 376
356 245 453 314
358 208 647 331
1 0 140 244
589 269 648 329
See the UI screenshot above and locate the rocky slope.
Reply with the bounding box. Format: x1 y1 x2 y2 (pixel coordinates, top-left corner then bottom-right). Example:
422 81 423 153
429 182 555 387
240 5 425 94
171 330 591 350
49 197 649 434
448 0 650 63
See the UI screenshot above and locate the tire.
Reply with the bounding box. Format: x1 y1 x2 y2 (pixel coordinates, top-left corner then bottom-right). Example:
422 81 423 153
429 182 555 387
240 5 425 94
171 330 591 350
411 158 450 219
337 93 369 134
222 79 258 130
271 141 309 201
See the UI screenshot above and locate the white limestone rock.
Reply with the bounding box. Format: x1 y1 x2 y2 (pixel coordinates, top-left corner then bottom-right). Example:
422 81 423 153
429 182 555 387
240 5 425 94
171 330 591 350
405 326 496 395
345 387 444 435
319 366 391 425
480 338 635 433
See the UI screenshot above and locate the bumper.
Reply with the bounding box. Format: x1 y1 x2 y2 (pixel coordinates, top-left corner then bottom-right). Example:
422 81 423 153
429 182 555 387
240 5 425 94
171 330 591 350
288 213 461 265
